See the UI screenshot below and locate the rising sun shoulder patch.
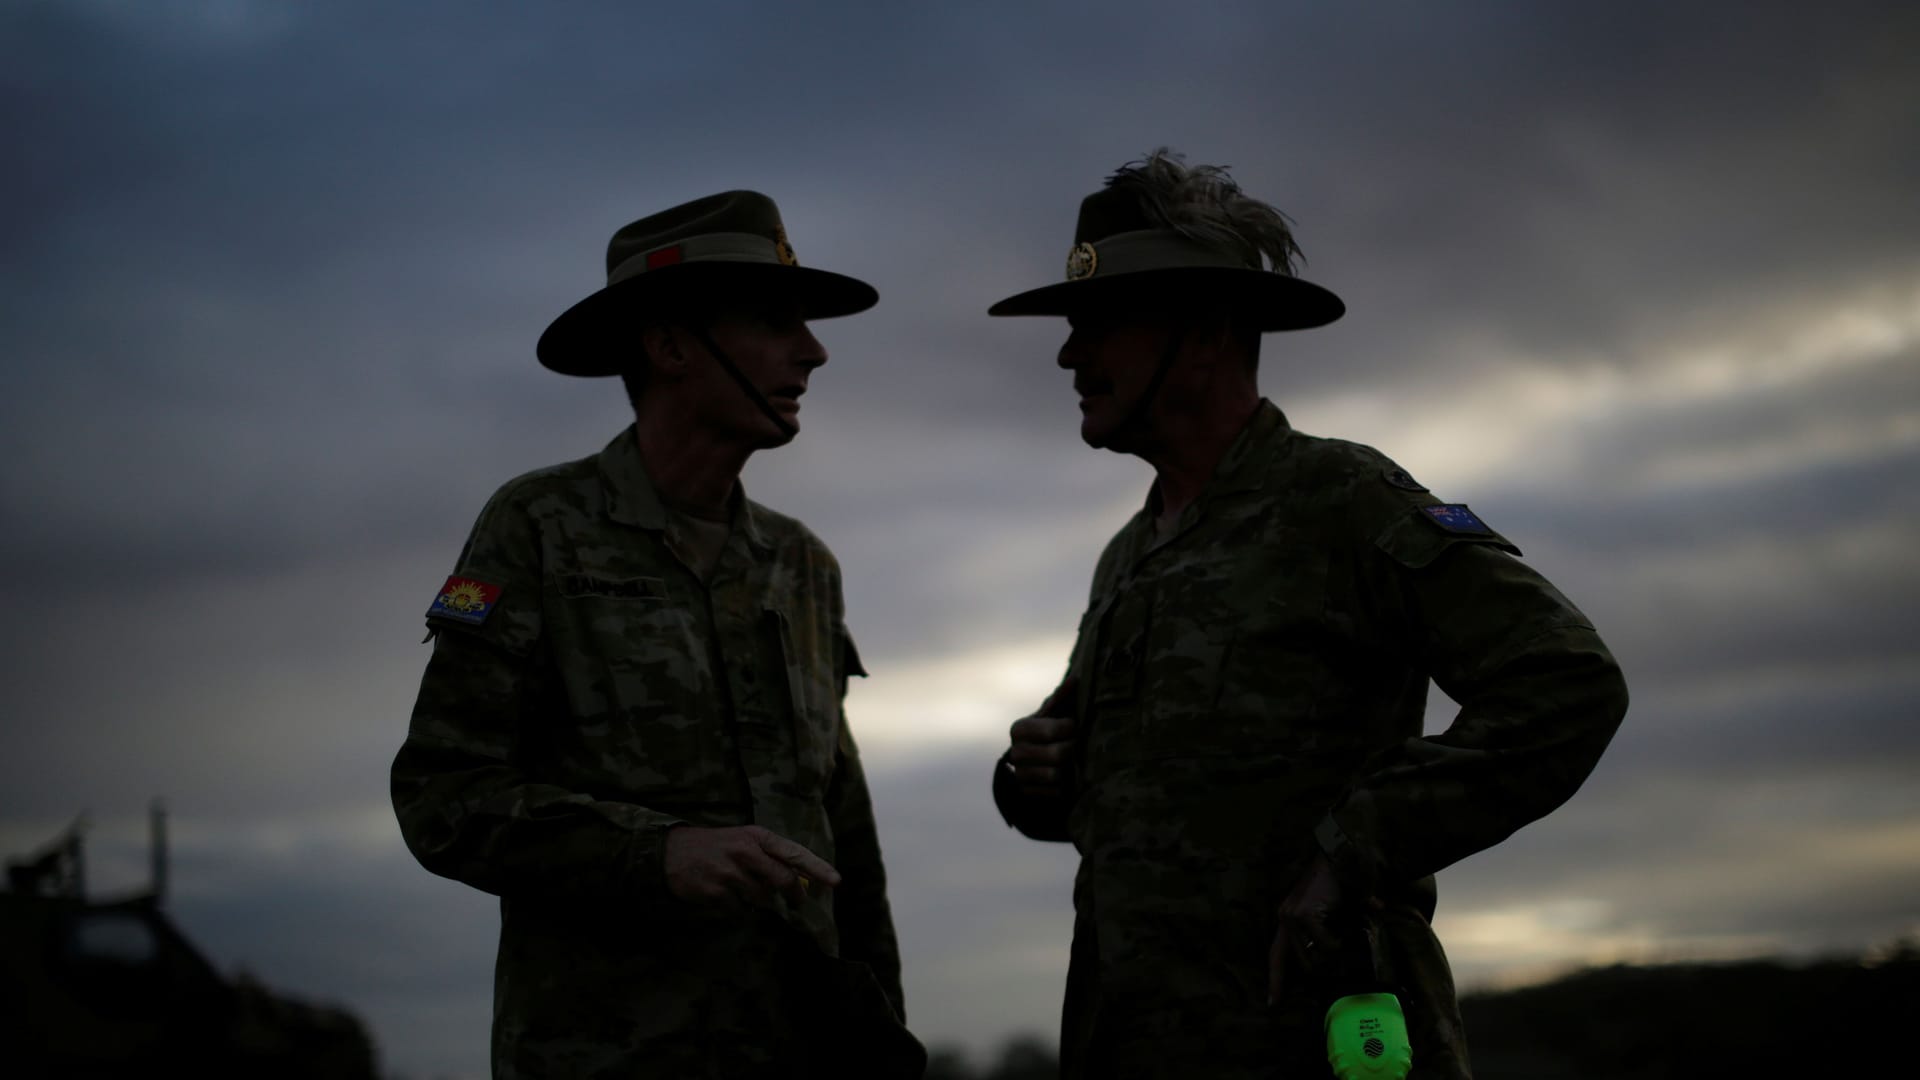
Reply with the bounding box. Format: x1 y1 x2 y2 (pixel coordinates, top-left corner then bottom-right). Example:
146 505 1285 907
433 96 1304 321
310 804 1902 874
427 576 503 626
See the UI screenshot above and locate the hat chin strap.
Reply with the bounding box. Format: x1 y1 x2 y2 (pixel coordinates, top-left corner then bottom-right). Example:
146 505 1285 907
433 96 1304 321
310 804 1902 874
688 324 798 440
1112 323 1188 443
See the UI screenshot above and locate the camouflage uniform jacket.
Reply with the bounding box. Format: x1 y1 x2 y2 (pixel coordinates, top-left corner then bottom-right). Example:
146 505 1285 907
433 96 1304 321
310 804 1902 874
392 425 905 1079
994 400 1628 1079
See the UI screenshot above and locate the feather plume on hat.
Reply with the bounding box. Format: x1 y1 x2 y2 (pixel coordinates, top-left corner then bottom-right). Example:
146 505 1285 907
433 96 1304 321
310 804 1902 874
987 147 1343 331
1104 148 1307 277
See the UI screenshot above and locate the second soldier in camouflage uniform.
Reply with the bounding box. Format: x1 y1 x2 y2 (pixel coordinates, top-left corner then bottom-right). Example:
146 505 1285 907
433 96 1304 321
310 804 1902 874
988 152 1629 1078
392 192 923 1078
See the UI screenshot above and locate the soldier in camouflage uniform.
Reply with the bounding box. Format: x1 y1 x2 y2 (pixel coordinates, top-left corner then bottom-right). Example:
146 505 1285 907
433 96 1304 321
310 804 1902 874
987 152 1629 1078
391 191 923 1079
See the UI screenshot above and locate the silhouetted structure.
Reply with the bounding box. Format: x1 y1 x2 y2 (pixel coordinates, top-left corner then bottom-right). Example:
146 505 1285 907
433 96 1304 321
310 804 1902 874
1 802 378 1078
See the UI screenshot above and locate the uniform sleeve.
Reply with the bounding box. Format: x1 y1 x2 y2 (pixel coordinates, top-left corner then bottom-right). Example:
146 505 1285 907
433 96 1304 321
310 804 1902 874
390 486 688 902
1313 501 1630 896
823 627 908 1021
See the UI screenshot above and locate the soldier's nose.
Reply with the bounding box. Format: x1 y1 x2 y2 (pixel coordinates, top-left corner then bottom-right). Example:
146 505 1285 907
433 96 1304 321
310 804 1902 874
798 328 828 369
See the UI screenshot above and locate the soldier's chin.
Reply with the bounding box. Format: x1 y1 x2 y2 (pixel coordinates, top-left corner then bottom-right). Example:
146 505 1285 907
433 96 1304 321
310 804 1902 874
758 421 799 448
1078 401 1108 448
1079 409 1123 450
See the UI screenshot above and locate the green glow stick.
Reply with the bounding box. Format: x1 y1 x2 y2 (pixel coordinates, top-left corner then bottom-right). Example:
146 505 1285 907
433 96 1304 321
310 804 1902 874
1325 991 1413 1079
1321 913 1413 1079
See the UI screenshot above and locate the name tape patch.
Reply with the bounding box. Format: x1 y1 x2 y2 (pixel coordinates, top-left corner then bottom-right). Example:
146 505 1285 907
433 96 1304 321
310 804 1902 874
1421 503 1493 535
427 576 503 625
561 573 669 601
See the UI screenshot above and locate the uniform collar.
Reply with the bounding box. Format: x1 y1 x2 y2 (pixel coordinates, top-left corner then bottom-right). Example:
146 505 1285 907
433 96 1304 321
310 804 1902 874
1140 398 1293 516
1212 397 1292 496
596 424 773 551
1127 399 1293 564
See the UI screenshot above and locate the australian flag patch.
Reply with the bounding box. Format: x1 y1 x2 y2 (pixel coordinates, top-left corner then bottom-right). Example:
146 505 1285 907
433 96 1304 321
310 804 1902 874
1421 503 1493 535
427 576 502 626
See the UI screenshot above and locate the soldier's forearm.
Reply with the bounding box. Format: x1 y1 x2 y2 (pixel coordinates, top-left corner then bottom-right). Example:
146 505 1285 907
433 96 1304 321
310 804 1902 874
825 860 906 1020
1317 627 1628 891
824 812 898 965
392 736 687 900
837 899 906 1021
822 752 907 1016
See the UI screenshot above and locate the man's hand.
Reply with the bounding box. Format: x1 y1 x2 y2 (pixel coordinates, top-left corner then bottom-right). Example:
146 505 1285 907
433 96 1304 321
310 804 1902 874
1267 852 1374 1004
663 824 841 911
1007 676 1079 799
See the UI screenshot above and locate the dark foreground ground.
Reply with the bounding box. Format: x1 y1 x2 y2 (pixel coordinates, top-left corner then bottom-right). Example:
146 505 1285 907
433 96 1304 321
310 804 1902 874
922 941 1920 1079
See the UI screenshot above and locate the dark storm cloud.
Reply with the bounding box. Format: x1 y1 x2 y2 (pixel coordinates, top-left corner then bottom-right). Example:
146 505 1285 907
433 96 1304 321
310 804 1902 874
8 0 1917 597
0 557 437 827
1513 452 1920 673
1241 3 1920 387
3 0 1911 834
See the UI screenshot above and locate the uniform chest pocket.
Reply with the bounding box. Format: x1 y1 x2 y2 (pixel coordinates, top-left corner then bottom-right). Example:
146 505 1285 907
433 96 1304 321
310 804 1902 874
1144 537 1334 758
554 576 739 804
765 605 841 796
1079 584 1159 773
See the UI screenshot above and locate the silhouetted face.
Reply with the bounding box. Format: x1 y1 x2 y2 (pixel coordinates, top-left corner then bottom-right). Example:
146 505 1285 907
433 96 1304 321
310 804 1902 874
1056 306 1183 451
675 293 828 449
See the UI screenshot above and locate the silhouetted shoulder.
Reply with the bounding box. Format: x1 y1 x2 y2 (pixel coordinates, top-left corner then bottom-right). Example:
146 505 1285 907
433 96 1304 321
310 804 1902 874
1276 431 1422 521
1274 431 1521 558
477 453 603 523
747 500 849 613
750 500 833 560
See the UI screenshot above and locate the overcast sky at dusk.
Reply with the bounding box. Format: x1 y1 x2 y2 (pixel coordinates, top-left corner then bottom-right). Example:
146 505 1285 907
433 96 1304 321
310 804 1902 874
4 2 1918 1077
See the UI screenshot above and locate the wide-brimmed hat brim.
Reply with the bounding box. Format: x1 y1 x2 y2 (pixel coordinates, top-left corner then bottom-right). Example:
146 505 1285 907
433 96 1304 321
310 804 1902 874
989 266 1344 332
538 262 878 377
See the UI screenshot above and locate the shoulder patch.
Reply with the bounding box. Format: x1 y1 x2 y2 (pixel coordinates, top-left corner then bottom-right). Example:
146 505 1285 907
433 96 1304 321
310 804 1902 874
427 576 502 626
1420 503 1493 535
1384 467 1428 492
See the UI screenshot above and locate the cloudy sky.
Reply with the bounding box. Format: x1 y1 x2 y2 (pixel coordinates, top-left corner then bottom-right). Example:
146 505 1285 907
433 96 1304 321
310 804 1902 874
4 1 1918 1075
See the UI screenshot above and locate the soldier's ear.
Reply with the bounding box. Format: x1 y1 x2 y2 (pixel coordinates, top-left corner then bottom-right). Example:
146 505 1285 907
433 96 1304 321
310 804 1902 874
641 322 688 380
1198 307 1262 375
1182 308 1243 369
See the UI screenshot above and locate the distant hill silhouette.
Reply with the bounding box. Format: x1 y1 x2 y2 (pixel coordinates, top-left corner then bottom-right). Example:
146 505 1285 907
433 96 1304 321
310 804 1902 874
922 941 1920 1079
1459 943 1920 1079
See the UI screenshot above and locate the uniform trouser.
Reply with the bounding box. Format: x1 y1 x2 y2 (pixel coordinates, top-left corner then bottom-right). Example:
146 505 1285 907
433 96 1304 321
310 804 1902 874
1059 906 1472 1079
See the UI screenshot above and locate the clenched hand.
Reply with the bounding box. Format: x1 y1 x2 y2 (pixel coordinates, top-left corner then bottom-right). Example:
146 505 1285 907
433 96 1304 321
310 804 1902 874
1007 676 1080 799
664 824 841 911
1268 852 1384 1003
